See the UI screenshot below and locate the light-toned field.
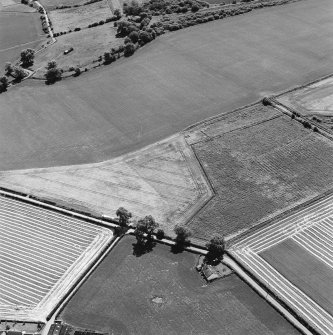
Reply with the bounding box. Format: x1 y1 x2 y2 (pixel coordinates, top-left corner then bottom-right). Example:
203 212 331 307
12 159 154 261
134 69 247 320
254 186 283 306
0 193 113 322
187 104 333 240
59 235 301 335
49 0 112 32
230 194 333 335
34 24 121 72
277 76 333 133
1 0 333 170
39 0 87 10
0 135 212 235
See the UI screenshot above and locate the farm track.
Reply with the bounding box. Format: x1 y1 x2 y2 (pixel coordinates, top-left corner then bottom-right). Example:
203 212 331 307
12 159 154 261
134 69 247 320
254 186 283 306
230 194 333 335
0 195 113 322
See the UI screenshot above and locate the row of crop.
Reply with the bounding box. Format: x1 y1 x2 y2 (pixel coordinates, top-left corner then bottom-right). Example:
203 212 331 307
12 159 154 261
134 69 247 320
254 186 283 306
0 196 102 239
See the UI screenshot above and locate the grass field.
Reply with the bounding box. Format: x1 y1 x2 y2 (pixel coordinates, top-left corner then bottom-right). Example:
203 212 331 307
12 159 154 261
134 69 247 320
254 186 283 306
0 0 332 170
0 193 113 322
0 11 44 70
34 23 121 72
49 1 112 32
187 104 333 239
230 194 333 335
0 135 212 235
59 235 301 335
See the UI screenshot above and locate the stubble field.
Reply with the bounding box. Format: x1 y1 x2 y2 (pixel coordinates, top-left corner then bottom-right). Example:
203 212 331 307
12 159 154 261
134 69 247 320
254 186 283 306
59 235 301 335
0 0 333 170
188 104 333 240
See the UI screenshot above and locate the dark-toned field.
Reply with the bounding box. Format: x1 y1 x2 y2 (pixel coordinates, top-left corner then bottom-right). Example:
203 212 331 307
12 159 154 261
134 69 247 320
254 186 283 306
188 105 333 240
0 0 332 170
261 238 333 316
59 236 300 335
0 11 44 71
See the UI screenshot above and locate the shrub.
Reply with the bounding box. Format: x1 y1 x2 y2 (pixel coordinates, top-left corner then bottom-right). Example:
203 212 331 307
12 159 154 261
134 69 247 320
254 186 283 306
156 229 165 240
0 76 9 92
5 62 13 75
313 127 319 132
13 67 26 81
124 42 135 57
45 67 62 83
129 30 139 43
74 67 81 76
74 27 81 31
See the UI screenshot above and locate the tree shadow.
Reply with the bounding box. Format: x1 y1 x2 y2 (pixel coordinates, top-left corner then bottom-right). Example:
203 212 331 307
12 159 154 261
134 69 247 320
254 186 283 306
132 238 156 257
170 240 190 254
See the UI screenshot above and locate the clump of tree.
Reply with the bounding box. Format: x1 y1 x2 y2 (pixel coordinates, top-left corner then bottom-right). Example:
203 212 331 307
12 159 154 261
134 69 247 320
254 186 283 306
156 228 165 240
0 76 9 93
124 42 136 57
116 207 132 226
12 66 26 81
5 62 13 76
172 225 191 252
123 0 142 16
45 60 62 84
133 215 158 255
205 234 225 265
21 48 35 68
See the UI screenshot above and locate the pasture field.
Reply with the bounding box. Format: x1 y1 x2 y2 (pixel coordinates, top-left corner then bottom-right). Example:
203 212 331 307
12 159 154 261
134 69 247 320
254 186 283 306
188 104 333 240
39 0 86 10
49 1 113 33
230 194 333 335
0 135 212 236
0 11 44 71
0 0 333 170
0 193 113 322
276 76 333 134
33 24 121 73
59 235 301 335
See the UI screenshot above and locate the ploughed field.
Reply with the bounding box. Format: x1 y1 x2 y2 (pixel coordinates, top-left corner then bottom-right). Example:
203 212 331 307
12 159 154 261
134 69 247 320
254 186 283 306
1 0 333 170
0 193 113 322
59 235 301 335
230 194 333 335
187 104 333 239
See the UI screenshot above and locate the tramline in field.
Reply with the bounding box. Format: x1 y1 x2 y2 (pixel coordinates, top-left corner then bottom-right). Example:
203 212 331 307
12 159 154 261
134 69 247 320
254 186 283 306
0 193 113 322
230 193 333 335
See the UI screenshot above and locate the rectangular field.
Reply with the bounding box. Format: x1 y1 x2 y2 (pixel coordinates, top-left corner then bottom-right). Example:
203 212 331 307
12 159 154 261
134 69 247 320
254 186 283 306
0 193 113 322
49 1 112 32
59 235 301 335
187 104 333 240
230 194 333 335
261 238 333 315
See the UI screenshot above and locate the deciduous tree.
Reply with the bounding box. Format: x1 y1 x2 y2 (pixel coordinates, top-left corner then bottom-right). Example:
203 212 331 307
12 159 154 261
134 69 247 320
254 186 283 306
116 207 132 226
21 48 35 67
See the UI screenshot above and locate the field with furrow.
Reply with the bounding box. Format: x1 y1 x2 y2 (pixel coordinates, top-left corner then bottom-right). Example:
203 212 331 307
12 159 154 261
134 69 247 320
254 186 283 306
230 194 333 335
0 193 113 322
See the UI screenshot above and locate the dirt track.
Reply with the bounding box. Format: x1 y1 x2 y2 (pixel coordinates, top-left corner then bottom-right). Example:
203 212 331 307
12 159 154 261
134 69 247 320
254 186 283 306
0 0 333 170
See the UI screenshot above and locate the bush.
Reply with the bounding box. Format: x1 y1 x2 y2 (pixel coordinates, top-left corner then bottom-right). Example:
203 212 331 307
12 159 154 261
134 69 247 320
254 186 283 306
74 27 81 31
124 42 135 57
45 67 62 83
156 229 165 240
13 67 26 81
313 127 319 132
129 30 139 43
74 67 81 76
0 76 9 92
